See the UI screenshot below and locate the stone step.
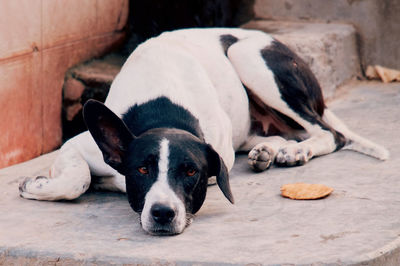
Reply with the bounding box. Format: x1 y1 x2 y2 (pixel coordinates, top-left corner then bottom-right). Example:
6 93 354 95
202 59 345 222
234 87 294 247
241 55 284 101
242 20 361 99
62 53 127 140
253 0 400 71
1 81 399 265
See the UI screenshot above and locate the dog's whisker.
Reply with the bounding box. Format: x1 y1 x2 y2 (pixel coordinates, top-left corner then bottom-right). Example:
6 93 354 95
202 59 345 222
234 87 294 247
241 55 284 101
136 212 143 225
185 213 194 227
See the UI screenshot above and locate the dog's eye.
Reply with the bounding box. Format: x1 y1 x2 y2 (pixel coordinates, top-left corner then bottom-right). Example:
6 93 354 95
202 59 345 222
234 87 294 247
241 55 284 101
138 166 149 175
186 168 197 177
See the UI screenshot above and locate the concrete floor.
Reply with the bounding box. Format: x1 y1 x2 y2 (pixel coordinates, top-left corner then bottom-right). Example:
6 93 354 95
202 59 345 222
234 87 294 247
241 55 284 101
1 81 400 265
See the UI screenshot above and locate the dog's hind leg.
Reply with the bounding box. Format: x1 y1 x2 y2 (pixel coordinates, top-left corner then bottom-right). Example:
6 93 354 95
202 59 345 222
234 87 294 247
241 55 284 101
227 33 346 167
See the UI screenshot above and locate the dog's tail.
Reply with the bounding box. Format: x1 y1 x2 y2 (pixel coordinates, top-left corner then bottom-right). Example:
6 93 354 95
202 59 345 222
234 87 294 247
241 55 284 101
323 109 390 160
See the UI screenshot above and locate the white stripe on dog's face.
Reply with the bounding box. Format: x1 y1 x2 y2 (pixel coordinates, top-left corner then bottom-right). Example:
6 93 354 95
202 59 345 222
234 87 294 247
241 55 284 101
140 138 187 235
158 138 169 178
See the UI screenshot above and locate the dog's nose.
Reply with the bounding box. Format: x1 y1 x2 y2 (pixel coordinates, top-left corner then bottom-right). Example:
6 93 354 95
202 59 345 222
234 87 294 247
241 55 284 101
150 204 176 225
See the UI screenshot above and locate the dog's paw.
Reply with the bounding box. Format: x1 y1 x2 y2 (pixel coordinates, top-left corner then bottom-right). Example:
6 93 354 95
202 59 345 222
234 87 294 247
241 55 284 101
19 176 50 200
276 144 312 166
248 144 274 172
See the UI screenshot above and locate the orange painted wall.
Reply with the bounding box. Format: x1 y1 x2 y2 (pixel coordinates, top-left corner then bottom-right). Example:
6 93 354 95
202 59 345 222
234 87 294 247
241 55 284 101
0 0 128 168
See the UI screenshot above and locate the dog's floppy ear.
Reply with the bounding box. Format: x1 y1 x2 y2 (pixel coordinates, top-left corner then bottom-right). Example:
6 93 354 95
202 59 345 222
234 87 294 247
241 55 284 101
206 145 234 204
83 100 135 173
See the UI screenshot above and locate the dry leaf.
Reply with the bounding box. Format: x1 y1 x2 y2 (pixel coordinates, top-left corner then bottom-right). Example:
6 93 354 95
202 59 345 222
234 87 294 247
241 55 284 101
375 65 400 83
366 65 379 79
366 65 400 83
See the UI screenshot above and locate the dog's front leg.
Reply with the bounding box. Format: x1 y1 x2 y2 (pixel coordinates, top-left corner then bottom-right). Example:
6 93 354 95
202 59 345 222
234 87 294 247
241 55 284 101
19 141 91 201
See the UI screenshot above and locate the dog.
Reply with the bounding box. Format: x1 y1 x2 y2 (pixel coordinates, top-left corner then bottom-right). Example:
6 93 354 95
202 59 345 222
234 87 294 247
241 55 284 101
19 28 389 236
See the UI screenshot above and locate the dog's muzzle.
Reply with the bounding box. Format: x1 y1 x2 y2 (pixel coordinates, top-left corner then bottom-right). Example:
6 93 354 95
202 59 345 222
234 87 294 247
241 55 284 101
140 201 189 236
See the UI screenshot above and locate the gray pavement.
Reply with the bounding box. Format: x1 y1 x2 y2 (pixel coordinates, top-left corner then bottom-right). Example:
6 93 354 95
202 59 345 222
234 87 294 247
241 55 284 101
1 81 400 265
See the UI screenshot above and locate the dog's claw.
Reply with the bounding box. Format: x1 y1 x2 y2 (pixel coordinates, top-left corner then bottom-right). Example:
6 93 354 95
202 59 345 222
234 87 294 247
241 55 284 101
18 177 29 193
19 176 50 199
276 145 311 166
248 145 274 172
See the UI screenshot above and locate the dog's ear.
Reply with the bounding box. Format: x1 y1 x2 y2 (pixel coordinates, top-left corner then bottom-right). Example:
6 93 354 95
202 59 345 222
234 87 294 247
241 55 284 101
206 145 234 204
83 100 135 173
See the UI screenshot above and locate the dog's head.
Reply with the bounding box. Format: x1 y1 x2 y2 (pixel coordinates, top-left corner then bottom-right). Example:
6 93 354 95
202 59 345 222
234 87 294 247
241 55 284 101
83 100 234 235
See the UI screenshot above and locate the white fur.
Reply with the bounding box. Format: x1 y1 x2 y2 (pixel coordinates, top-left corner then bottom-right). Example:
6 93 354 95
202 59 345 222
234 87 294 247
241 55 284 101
140 139 187 234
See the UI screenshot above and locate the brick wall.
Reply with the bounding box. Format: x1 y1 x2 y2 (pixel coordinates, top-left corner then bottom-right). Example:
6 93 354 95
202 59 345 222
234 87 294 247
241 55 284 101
0 0 128 168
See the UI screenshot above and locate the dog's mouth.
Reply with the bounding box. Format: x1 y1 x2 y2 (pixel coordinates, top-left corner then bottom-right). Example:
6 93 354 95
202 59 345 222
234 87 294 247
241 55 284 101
148 227 180 236
139 213 194 236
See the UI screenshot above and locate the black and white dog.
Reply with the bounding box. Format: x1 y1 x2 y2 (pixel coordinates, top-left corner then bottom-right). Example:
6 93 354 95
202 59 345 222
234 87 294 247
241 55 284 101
19 28 389 235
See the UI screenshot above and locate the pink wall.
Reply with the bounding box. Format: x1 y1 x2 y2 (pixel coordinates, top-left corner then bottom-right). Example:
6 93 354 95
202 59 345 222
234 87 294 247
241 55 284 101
0 0 128 168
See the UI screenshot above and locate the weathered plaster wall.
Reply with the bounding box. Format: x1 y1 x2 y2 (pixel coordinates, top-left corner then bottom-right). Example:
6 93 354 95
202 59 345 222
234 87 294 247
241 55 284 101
254 0 400 70
0 0 128 168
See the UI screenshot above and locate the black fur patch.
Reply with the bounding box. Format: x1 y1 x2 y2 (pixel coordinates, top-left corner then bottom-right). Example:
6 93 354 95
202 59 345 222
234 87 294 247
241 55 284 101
261 40 325 117
122 97 204 140
261 40 346 148
220 34 239 55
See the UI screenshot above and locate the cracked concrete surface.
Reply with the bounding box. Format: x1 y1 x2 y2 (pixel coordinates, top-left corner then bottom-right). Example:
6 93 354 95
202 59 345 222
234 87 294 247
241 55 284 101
0 81 399 265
